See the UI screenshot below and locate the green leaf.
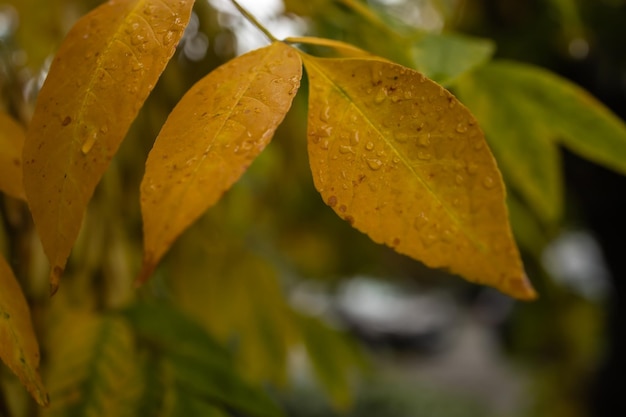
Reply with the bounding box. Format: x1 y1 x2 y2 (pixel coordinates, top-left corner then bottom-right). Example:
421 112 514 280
456 60 626 224
454 61 561 223
411 32 495 86
123 303 284 417
167 222 296 386
297 313 369 411
42 313 140 417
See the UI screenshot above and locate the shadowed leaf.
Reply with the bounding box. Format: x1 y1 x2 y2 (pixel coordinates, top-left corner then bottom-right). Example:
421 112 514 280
23 0 195 294
455 60 626 223
0 112 26 200
0 255 48 406
302 54 535 299
42 312 140 417
124 303 284 417
139 41 302 283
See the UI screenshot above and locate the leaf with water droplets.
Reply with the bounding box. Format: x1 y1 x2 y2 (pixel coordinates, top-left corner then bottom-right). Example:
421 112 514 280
0 112 26 200
23 0 195 294
0 255 48 406
302 54 536 300
139 42 302 283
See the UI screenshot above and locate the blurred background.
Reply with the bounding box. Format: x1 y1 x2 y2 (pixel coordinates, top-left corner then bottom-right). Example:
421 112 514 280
1 1 625 417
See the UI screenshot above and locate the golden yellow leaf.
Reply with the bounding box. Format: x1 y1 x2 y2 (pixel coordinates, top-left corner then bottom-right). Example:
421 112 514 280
301 54 536 300
23 0 195 294
0 112 26 200
139 41 302 282
285 36 373 57
0 255 48 406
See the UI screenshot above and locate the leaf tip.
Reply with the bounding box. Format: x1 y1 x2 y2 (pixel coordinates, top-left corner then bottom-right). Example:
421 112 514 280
135 258 156 288
505 273 538 301
49 266 63 296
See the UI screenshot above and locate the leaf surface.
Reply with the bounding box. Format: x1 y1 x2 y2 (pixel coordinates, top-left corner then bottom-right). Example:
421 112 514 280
124 303 284 417
411 32 494 86
139 41 302 282
0 255 48 406
302 55 535 299
23 0 195 293
42 312 140 417
0 112 26 200
455 60 626 223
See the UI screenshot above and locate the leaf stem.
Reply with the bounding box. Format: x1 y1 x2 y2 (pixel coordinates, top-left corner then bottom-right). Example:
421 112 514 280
229 0 278 43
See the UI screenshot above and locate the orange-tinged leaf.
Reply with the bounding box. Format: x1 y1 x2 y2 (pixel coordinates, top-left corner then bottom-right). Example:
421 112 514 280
0 112 26 200
0 255 48 406
139 42 302 283
301 55 536 300
23 0 195 294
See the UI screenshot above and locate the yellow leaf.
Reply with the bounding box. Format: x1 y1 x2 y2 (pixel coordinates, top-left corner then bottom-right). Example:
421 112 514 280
0 255 48 406
23 0 195 294
0 112 26 200
139 41 302 282
301 55 536 300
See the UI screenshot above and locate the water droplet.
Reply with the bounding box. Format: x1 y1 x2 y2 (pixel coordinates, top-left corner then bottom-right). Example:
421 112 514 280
320 106 331 122
163 30 176 47
99 124 108 134
132 61 143 71
366 158 383 171
81 132 97 154
365 142 375 151
482 176 495 189
418 134 431 147
374 89 386 104
456 123 468 133
473 140 485 151
351 131 360 146
395 132 409 143
131 33 146 46
413 212 429 230
417 151 432 161
421 233 438 247
467 162 479 175
320 139 330 150
455 174 465 185
339 145 354 154
371 66 382 85
442 228 456 242
404 91 413 99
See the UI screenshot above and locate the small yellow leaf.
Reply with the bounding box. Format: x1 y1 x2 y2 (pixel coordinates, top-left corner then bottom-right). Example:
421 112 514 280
139 42 302 282
0 112 26 200
23 0 195 294
0 255 48 406
302 55 536 300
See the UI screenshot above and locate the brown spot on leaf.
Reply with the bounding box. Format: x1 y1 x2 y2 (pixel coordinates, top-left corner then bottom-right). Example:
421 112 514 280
62 116 72 126
328 195 338 207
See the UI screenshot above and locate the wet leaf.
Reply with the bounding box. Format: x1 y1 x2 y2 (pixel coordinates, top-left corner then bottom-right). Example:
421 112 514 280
23 0 195 294
302 55 536 300
0 112 26 200
139 41 302 283
455 60 626 223
0 255 48 406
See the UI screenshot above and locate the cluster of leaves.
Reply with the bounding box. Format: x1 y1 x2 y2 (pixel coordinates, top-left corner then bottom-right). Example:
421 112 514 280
1 0 626 414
